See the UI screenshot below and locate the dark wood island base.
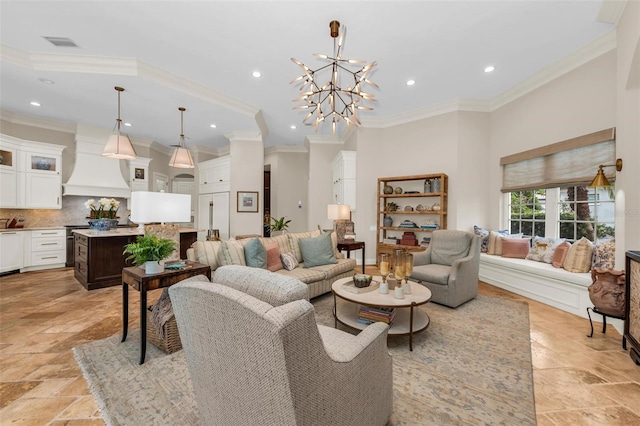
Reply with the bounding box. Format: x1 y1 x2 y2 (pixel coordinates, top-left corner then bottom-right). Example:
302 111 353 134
73 228 197 290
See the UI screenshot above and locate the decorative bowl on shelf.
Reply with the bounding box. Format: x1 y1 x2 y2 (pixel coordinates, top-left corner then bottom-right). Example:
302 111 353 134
394 186 403 194
353 274 373 288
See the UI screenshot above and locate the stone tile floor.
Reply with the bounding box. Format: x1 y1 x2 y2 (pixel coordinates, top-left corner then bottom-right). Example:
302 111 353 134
0 266 638 425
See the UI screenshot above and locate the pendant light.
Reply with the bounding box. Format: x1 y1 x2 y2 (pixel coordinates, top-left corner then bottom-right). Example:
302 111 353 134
168 107 195 169
102 86 137 160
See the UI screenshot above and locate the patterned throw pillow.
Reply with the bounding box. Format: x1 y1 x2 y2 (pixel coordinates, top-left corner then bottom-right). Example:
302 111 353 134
592 236 615 269
502 238 531 259
280 252 299 271
474 226 490 253
526 237 565 263
563 237 593 273
552 242 571 268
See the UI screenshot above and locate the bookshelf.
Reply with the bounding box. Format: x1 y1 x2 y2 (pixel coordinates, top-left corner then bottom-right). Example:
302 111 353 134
376 173 448 265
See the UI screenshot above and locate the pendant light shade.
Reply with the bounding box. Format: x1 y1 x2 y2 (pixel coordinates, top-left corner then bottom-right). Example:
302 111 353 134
168 107 195 169
102 86 137 160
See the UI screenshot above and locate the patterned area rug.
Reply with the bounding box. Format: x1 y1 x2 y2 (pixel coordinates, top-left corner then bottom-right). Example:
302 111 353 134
74 294 536 425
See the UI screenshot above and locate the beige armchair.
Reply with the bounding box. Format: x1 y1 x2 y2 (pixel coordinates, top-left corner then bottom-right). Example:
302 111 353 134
409 229 481 308
169 265 393 426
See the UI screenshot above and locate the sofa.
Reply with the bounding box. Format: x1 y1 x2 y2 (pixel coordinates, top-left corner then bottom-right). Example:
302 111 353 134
186 230 357 299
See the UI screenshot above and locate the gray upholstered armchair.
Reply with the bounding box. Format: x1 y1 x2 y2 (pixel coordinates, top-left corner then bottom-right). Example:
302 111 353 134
169 265 393 426
409 230 481 308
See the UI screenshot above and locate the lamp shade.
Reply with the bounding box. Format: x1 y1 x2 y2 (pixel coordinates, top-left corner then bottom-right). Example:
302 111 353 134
327 204 350 220
589 166 611 187
102 133 137 160
130 191 191 225
168 146 195 168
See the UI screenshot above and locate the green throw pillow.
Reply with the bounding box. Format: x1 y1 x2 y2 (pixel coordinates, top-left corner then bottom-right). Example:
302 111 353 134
299 232 337 268
243 238 267 269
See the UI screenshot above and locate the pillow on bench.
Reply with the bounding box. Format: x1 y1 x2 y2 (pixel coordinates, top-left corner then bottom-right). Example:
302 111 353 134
502 238 531 259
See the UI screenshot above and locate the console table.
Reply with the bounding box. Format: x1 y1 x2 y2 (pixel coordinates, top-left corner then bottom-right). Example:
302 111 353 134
121 261 211 364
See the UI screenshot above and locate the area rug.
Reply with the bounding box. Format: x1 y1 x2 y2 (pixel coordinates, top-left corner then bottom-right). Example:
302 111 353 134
74 294 536 425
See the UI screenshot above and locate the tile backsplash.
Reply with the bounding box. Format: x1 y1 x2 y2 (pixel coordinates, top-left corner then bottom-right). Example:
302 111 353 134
0 196 130 228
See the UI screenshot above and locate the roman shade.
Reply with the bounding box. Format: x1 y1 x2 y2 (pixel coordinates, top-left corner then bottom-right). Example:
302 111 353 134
501 128 616 192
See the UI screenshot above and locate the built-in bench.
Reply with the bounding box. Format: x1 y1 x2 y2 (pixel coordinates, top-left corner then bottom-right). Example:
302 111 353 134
479 253 623 333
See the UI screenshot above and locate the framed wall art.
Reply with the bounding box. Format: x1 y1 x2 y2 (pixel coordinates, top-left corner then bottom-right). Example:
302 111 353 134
237 191 259 213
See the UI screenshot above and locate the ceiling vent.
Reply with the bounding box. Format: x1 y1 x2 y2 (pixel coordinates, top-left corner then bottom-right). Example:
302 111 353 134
42 36 79 47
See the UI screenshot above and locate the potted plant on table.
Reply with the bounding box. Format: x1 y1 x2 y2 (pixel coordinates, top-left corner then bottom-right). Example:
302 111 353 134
123 235 177 274
269 216 291 236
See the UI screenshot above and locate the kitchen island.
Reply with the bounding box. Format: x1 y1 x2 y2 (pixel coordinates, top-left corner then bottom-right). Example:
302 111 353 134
72 227 198 290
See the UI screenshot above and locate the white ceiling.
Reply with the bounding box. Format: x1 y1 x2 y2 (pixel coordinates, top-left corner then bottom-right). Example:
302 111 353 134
0 1 616 150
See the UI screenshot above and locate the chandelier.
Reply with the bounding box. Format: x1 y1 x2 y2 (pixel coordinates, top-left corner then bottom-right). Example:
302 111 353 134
291 20 378 135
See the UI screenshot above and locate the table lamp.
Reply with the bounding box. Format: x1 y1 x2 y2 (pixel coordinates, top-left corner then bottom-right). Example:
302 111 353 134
327 203 352 241
130 191 191 229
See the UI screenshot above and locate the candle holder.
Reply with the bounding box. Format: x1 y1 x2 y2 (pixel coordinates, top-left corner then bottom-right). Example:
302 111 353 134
403 252 413 294
379 253 390 294
393 248 405 288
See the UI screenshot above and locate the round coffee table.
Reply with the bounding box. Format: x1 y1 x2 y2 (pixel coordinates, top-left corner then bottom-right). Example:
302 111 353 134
331 276 432 351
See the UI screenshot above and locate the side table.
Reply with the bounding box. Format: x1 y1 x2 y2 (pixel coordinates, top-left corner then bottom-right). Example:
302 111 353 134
337 240 365 273
121 260 211 364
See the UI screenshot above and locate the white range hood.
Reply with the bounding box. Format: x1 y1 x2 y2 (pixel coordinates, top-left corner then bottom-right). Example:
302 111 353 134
63 137 131 198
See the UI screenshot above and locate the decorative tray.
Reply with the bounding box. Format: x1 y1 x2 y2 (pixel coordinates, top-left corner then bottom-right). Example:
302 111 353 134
342 280 380 294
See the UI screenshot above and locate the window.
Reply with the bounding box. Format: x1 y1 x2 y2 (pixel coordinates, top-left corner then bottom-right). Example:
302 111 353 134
558 185 615 242
508 190 546 237
507 186 615 242
502 128 617 242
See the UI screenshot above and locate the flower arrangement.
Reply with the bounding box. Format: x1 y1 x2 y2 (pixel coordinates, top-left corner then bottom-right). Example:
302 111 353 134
85 198 120 219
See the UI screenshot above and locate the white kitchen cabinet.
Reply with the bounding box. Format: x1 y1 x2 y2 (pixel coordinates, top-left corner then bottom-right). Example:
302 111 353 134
0 231 24 273
24 173 61 208
22 229 66 272
198 156 230 194
198 192 230 241
0 167 17 207
331 151 356 210
0 134 64 209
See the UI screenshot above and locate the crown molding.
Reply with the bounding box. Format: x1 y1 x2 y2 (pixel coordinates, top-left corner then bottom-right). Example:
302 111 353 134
1 45 262 119
224 130 263 142
598 0 628 25
191 144 229 157
265 145 308 155
361 99 490 128
0 109 77 133
138 61 260 117
490 30 617 111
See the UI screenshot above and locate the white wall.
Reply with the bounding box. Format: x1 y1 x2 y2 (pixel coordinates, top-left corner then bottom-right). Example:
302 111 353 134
229 133 263 237
614 0 640 265
306 140 346 232
264 150 309 233
489 50 625 262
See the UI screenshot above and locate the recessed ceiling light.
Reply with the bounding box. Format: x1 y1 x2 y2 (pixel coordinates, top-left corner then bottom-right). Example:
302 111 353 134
210 124 217 128
30 101 41 107
252 71 262 78
124 122 132 127
38 78 55 84
484 65 495 73
406 80 416 86
290 125 296 130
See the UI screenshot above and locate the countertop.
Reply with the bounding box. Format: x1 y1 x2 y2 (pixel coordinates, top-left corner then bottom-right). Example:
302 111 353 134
0 226 66 232
72 227 199 238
